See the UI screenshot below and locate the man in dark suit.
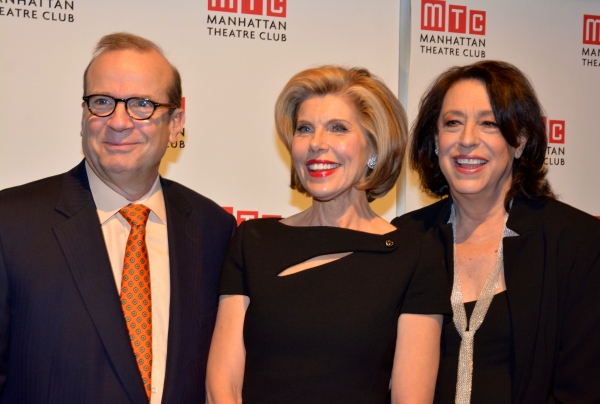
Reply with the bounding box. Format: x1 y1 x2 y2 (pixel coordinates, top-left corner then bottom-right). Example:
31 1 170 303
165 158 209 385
0 32 236 403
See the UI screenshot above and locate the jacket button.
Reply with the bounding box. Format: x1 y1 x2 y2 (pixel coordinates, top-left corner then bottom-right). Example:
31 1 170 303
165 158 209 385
385 239 394 247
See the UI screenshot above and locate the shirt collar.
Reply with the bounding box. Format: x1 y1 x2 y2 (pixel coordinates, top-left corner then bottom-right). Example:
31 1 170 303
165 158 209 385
85 161 167 225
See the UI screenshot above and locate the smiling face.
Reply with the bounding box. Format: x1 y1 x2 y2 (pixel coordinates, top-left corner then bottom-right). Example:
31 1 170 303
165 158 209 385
436 79 524 202
291 94 373 202
81 49 184 193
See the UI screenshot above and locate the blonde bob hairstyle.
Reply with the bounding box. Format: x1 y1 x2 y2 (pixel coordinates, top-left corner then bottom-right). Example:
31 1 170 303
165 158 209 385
275 66 408 201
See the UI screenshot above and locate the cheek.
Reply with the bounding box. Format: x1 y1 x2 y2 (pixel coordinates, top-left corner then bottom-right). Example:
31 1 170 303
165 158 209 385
485 138 512 160
437 134 452 152
340 137 365 161
290 138 306 165
142 122 167 141
82 120 103 140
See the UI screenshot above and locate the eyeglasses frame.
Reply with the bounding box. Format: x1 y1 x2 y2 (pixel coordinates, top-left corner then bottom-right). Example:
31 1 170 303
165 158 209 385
82 94 178 120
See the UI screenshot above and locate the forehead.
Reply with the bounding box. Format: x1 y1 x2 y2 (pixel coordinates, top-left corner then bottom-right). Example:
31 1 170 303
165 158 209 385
297 94 358 120
85 49 172 99
441 79 491 111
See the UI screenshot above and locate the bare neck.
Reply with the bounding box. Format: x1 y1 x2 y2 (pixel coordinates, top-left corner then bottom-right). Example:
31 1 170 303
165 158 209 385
451 192 508 243
283 190 392 234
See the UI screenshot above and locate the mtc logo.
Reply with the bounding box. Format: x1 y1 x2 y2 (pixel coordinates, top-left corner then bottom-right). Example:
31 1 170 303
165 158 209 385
543 117 565 144
583 14 600 45
223 207 281 226
421 0 485 35
208 0 286 17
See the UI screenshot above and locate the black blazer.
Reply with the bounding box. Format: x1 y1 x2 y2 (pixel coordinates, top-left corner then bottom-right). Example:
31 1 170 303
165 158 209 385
0 161 236 403
392 196 600 404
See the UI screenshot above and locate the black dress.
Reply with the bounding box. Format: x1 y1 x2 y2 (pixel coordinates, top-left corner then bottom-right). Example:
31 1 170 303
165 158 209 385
219 218 451 404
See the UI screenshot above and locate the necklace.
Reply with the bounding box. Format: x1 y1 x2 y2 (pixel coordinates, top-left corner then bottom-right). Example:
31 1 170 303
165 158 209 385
449 204 511 404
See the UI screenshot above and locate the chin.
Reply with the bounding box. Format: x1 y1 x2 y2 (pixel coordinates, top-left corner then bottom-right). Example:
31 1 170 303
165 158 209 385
452 185 507 201
98 158 138 175
449 183 488 197
303 186 337 202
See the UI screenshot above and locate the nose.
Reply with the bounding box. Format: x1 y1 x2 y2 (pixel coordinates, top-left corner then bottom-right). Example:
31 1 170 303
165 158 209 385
309 128 328 152
107 101 135 132
458 121 480 149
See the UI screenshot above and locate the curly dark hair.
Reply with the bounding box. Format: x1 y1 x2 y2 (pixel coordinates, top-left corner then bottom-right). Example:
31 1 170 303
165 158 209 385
410 60 554 207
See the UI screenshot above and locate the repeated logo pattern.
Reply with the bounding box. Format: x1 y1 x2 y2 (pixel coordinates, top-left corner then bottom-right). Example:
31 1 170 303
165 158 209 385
119 204 152 398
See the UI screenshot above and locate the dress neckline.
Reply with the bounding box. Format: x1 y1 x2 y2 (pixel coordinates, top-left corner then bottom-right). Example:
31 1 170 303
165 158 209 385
272 217 399 237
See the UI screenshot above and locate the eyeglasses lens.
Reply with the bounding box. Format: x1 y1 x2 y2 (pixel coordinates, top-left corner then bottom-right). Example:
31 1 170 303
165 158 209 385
88 96 116 116
87 96 155 120
126 98 155 120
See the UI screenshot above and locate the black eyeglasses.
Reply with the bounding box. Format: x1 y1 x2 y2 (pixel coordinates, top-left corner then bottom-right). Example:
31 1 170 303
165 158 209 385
83 94 178 120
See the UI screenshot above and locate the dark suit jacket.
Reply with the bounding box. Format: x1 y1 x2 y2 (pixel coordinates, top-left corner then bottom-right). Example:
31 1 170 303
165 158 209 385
393 196 600 404
0 161 236 403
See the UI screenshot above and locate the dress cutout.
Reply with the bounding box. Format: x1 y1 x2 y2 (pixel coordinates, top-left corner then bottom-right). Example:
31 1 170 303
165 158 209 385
220 219 451 404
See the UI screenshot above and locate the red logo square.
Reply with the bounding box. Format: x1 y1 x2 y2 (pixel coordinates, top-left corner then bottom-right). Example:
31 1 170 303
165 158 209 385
469 10 486 35
421 0 446 32
548 120 565 144
241 0 263 15
266 0 286 17
584 15 600 45
237 210 259 225
448 5 467 33
208 0 237 13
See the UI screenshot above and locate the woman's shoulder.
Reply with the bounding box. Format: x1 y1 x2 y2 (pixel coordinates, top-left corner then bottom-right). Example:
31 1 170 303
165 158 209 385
391 198 450 234
234 217 288 239
513 197 600 235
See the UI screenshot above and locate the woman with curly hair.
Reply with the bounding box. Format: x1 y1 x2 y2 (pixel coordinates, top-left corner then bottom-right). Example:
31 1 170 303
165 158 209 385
394 60 600 403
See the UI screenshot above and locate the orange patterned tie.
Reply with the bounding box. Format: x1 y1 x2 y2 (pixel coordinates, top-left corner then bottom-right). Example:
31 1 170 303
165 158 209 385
119 204 152 399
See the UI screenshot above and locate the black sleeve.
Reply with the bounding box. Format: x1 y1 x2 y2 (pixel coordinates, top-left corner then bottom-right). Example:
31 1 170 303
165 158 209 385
400 229 452 316
218 220 248 296
554 224 600 402
0 231 9 392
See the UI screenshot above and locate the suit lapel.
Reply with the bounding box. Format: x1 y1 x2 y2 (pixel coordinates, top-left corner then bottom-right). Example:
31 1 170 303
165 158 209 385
502 198 546 401
53 162 148 404
436 197 546 400
432 199 454 281
161 181 204 403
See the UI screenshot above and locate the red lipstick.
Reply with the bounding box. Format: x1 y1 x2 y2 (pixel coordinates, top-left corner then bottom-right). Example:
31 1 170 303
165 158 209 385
306 159 341 178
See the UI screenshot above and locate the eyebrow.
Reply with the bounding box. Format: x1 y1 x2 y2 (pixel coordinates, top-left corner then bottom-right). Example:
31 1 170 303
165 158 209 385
93 93 158 101
440 109 495 119
296 118 352 126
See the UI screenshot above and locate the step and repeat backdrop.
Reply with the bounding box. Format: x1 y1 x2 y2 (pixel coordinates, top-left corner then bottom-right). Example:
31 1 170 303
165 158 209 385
1 0 599 220
0 0 401 222
403 0 600 217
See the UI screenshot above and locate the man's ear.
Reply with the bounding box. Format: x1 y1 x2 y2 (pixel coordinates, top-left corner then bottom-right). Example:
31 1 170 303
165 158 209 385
168 108 186 144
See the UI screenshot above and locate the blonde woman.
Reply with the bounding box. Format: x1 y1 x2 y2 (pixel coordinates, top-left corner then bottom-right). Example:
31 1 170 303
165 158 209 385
207 66 450 403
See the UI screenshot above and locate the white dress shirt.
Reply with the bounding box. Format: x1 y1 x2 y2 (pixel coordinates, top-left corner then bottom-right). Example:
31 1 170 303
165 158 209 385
86 162 169 404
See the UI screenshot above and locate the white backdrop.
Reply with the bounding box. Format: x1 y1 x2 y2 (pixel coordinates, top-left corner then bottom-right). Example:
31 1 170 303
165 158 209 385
1 0 599 220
